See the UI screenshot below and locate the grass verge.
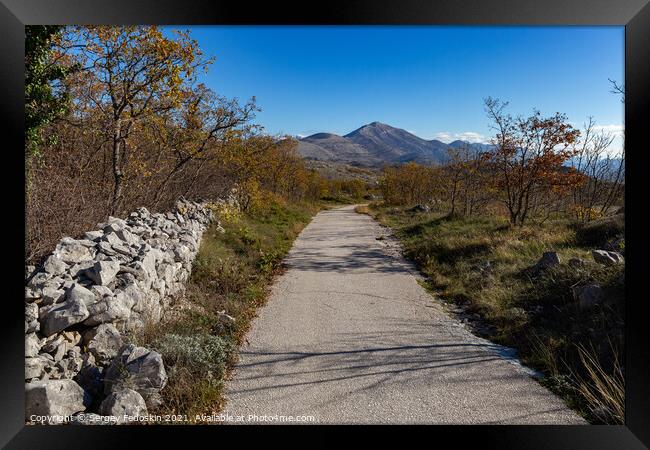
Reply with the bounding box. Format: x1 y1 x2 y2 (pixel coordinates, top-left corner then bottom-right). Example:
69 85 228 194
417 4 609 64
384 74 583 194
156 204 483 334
133 199 321 420
363 202 625 424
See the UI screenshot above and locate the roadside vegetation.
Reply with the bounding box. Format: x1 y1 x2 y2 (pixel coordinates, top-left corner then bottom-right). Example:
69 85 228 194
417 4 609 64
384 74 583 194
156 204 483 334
366 205 624 423
24 25 366 266
25 25 626 424
320 178 378 204
362 97 625 424
23 25 360 419
134 199 319 419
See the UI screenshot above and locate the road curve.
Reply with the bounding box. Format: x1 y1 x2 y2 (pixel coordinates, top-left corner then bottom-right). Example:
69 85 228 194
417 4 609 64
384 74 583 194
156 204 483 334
222 205 586 424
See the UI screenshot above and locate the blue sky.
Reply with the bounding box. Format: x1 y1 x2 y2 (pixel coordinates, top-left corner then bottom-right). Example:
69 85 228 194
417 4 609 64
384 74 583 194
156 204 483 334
164 26 624 149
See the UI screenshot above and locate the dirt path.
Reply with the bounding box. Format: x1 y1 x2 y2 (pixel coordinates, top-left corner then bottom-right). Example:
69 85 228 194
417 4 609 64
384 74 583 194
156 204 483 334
222 205 586 424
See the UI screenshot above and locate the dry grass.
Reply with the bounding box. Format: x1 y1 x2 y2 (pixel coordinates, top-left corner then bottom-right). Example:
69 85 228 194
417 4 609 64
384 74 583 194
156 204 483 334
573 342 625 424
369 202 625 423
132 200 319 419
354 204 370 215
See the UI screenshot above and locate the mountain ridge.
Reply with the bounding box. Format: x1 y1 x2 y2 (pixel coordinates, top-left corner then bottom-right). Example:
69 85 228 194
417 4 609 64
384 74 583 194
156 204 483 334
297 122 491 167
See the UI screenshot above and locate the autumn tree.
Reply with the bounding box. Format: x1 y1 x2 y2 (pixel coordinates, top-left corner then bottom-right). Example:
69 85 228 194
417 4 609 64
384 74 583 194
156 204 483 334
25 26 358 263
27 26 259 261
215 136 314 211
62 26 212 214
443 148 464 216
147 83 258 207
442 145 493 217
484 97 582 226
380 163 440 206
305 169 329 200
571 118 625 221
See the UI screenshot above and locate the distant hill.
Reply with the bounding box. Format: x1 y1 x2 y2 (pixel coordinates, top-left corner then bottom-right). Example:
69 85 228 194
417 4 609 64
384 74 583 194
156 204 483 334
299 132 381 166
344 122 450 164
295 124 623 185
565 157 625 181
448 140 494 153
303 160 380 183
296 122 491 167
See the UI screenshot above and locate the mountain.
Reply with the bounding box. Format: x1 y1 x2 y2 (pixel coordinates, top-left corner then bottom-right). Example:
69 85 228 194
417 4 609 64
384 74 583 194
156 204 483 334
296 122 491 167
344 122 450 164
448 140 494 153
565 157 625 181
299 132 382 166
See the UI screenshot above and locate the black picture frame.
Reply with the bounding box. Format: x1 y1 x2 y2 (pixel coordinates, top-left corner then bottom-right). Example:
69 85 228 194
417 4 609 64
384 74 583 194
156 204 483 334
2 0 648 447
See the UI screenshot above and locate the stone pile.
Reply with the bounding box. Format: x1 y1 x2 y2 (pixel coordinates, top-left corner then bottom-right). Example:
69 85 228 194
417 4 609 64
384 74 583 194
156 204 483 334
24 198 222 423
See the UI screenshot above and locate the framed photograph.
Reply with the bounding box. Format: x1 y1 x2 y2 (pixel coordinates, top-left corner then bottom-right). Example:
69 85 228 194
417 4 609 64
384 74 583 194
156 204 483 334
3 0 648 447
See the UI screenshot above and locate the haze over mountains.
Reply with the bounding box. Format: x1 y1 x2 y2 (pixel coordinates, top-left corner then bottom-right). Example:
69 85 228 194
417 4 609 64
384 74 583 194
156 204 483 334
297 122 492 167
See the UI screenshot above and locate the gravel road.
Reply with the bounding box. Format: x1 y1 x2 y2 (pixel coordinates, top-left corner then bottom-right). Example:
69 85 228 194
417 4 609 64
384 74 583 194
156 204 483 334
222 205 586 424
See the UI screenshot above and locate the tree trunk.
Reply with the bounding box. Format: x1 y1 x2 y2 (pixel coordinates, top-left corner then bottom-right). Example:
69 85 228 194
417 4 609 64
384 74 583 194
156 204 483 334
450 177 458 216
110 119 123 215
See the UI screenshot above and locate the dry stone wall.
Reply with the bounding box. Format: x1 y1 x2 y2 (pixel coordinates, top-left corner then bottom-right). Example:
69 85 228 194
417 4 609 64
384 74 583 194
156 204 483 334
24 197 232 423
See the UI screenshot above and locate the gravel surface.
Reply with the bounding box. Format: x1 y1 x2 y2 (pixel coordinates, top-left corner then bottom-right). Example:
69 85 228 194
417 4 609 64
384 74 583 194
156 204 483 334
222 205 586 424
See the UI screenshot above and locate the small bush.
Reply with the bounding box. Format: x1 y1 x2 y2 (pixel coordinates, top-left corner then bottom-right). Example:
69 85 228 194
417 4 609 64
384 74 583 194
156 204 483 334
354 204 370 215
155 333 235 380
519 263 622 309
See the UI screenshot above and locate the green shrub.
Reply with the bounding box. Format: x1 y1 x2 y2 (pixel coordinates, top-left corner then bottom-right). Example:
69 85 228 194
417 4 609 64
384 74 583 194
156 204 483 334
155 333 235 380
518 263 623 309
